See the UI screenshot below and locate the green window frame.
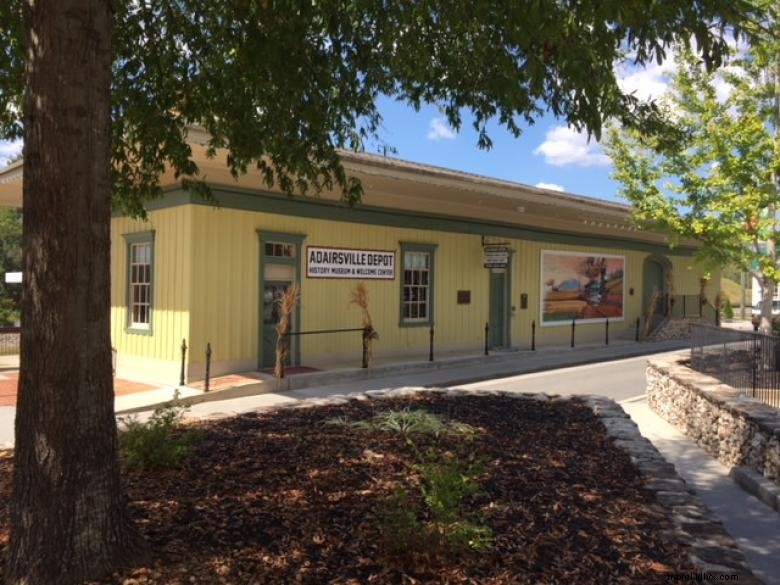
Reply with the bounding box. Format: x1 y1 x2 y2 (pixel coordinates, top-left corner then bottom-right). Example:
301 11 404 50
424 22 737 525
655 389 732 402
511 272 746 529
123 231 155 335
399 242 437 327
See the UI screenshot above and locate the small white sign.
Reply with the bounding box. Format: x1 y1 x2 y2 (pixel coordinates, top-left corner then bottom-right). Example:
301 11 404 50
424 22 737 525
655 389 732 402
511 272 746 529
307 246 395 279
4 272 21 284
483 245 509 269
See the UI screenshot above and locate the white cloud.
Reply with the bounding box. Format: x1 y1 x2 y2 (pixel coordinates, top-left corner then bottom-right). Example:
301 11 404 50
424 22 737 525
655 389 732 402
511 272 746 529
0 140 22 168
533 126 610 167
616 58 675 102
534 182 565 192
426 117 456 141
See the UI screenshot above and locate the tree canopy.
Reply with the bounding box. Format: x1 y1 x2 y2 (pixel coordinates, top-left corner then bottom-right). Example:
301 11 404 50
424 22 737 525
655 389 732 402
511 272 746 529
605 3 779 327
0 0 753 214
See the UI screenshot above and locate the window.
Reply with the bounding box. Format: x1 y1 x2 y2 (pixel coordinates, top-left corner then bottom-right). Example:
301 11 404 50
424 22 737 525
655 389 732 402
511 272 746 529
264 241 296 258
124 232 154 332
400 243 436 325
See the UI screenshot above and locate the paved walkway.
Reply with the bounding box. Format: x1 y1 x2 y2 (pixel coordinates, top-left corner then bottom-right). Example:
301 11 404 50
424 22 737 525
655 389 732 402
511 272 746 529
621 398 780 585
124 339 691 419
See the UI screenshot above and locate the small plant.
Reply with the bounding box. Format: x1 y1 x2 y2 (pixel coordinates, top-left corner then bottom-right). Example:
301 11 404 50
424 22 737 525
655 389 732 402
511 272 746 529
723 298 734 320
324 407 476 439
334 406 493 558
415 452 494 552
119 404 202 469
415 453 485 524
377 489 427 557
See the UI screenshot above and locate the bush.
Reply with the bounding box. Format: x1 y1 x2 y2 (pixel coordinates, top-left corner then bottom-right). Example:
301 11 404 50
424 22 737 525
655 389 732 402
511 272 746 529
119 404 202 469
416 453 494 552
324 407 476 439
723 298 734 320
330 406 493 557
377 489 427 557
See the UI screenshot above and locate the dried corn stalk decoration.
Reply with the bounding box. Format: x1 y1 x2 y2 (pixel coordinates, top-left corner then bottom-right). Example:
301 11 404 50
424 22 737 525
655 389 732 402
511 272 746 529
275 283 300 379
643 287 661 339
350 282 379 367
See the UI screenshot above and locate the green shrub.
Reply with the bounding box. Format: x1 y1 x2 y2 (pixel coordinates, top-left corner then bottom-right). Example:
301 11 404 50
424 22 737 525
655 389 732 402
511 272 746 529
416 453 485 524
119 405 202 469
723 298 734 319
438 520 495 553
416 453 493 552
377 489 427 557
328 406 493 557
324 407 476 439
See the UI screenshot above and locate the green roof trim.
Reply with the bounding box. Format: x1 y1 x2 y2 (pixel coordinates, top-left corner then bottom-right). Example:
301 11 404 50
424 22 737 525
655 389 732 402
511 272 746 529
133 184 696 256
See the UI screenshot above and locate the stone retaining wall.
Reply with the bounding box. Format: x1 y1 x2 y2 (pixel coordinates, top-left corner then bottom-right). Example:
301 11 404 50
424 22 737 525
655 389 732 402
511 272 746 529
647 354 780 486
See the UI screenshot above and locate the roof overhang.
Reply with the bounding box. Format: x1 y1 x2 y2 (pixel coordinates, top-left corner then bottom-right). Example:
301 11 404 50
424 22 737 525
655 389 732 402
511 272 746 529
0 161 22 208
0 131 695 250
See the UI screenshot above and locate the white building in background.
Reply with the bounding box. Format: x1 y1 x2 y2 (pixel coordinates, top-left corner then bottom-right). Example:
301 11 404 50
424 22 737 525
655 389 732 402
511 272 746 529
751 275 780 315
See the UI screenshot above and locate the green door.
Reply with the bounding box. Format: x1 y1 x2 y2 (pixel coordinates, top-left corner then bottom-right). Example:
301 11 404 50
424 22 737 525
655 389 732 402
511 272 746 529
643 260 664 316
489 270 506 348
262 280 292 368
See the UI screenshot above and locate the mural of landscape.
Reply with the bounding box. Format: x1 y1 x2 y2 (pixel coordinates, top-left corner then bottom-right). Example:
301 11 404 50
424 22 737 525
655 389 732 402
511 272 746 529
541 251 625 325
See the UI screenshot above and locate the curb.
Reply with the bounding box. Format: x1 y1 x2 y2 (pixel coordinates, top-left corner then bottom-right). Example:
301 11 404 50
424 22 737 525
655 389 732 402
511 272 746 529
117 341 691 415
730 466 780 513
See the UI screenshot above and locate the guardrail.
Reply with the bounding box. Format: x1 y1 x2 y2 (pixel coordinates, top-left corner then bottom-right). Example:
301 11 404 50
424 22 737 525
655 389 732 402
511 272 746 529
690 323 780 408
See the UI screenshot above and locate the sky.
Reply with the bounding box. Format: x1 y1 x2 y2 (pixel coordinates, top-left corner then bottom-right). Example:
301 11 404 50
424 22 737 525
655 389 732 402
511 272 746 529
0 54 677 205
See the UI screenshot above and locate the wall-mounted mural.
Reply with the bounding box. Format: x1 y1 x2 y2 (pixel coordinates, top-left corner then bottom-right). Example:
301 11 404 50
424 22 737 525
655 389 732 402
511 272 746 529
541 251 625 325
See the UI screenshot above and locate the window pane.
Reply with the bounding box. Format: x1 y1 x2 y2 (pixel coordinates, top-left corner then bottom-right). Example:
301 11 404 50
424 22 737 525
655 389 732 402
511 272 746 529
404 270 412 285
419 304 426 318
421 271 428 286
410 304 418 319
265 242 274 256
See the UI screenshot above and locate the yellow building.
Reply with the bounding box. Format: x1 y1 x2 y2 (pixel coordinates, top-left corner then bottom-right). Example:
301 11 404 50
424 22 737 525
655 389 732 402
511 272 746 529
0 133 718 384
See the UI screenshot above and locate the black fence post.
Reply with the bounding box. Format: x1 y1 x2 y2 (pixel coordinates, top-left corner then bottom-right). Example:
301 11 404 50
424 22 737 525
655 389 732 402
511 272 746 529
531 320 536 351
635 317 640 342
605 319 609 346
429 325 434 362
715 304 721 327
570 318 576 348
361 327 369 369
752 338 758 397
484 322 489 356
205 342 212 392
683 295 687 317
179 338 187 386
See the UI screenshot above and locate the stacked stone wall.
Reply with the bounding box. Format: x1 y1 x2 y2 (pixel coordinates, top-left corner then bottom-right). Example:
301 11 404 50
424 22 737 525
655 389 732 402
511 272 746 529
647 355 780 485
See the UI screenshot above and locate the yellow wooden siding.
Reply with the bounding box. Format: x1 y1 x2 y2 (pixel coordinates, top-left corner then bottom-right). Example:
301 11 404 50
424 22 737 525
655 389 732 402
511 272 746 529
183 205 714 368
110 206 192 361
187 205 493 368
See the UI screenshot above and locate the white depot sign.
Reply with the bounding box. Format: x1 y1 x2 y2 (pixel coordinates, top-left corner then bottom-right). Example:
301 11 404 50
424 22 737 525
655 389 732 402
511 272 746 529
306 246 395 279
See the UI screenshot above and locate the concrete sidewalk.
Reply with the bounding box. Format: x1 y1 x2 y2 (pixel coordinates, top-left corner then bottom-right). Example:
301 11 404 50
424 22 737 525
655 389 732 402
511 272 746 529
621 398 780 585
118 338 692 415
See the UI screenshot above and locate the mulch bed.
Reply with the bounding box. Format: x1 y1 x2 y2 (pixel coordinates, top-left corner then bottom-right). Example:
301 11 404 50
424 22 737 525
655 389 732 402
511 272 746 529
0 394 695 584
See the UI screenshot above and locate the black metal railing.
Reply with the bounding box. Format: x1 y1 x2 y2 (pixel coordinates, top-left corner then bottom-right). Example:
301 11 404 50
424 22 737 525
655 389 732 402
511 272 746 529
690 324 780 408
0 326 20 356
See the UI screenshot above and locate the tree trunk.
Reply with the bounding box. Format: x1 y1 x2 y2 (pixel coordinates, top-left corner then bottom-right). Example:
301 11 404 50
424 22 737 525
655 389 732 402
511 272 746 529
5 1 149 583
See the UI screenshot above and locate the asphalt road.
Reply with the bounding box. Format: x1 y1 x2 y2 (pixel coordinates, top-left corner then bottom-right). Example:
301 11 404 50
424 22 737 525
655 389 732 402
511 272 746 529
456 353 652 401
